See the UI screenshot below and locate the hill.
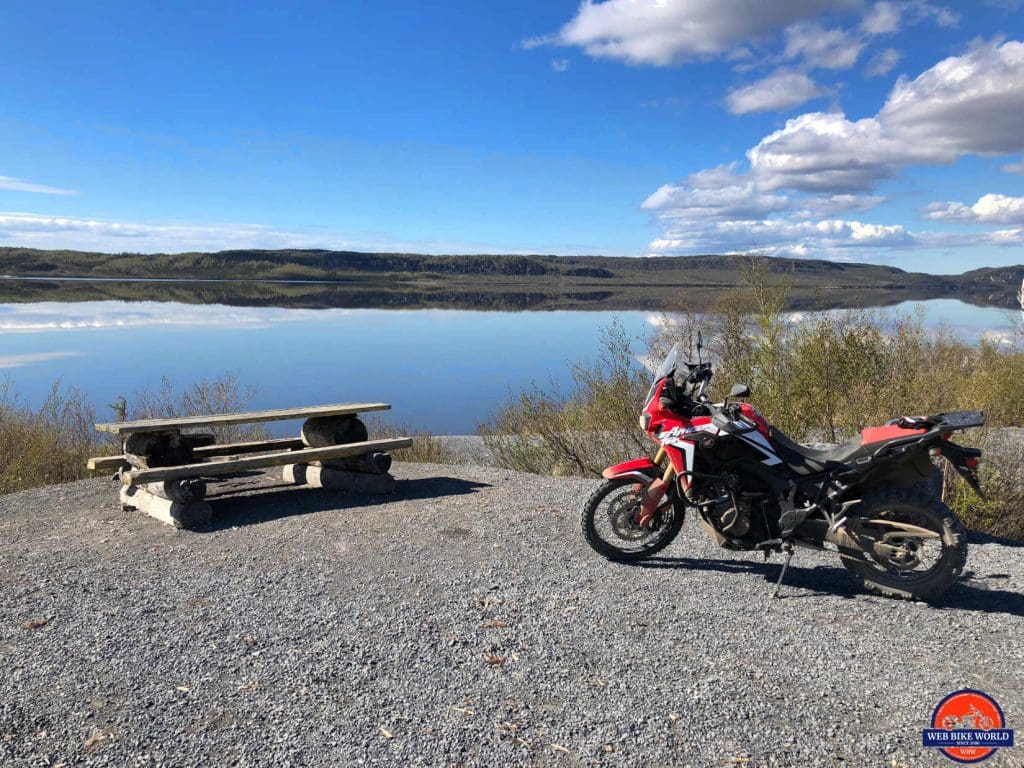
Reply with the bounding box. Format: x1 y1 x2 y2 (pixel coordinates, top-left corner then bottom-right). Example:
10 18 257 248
0 247 1021 310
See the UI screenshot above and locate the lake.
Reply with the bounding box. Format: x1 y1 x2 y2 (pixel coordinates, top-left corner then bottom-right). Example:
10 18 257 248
1 296 1019 434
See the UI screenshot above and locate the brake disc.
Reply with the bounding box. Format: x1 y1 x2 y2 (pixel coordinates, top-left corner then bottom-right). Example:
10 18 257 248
609 494 647 541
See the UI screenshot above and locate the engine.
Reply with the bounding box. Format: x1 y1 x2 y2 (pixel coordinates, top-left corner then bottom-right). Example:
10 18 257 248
695 477 775 545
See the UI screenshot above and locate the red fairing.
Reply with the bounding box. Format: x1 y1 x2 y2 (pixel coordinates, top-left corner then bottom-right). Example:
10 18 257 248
861 424 928 446
738 403 771 438
602 457 658 479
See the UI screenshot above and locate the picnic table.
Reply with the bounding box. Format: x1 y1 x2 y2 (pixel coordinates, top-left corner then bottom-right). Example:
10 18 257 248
88 402 412 528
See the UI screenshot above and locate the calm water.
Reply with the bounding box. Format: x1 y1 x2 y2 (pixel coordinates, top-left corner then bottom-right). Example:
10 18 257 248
1 298 1018 433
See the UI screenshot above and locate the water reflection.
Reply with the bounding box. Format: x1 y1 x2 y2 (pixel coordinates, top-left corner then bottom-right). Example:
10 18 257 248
0 299 1017 433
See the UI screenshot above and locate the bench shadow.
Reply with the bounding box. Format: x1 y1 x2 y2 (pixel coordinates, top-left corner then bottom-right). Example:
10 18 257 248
198 475 491 531
632 556 1024 618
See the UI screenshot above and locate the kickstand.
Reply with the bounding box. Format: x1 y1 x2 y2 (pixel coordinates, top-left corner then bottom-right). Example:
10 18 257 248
772 544 795 599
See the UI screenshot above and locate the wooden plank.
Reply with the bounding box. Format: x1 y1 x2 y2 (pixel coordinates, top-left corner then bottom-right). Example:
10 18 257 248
88 455 132 471
195 437 306 457
87 437 307 471
95 402 391 435
123 437 413 485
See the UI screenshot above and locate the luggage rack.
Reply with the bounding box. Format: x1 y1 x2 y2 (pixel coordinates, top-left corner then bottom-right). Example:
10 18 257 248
935 410 985 430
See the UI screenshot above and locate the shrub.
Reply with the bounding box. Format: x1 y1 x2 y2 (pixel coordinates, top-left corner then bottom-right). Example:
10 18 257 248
111 373 265 444
0 380 99 494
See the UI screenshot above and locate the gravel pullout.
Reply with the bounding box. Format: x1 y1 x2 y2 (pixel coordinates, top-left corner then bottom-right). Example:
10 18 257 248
1 465 1023 767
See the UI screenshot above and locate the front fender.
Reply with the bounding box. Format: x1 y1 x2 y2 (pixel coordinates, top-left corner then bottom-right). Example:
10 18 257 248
602 457 658 484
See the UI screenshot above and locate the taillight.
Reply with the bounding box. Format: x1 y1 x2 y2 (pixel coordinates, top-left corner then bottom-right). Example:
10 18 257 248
964 457 980 469
942 432 952 441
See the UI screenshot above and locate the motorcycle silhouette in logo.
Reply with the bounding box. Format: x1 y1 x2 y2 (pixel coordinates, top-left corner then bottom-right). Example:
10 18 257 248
942 705 995 732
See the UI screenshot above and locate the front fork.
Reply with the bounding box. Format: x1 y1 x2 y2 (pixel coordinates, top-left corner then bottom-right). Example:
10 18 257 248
637 447 676 528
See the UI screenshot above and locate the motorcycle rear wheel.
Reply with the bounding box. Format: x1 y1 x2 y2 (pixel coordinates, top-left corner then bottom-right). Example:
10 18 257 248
841 487 967 600
581 478 684 561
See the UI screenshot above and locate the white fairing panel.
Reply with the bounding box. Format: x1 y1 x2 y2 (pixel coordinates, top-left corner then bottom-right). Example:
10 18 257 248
659 426 699 474
736 428 783 465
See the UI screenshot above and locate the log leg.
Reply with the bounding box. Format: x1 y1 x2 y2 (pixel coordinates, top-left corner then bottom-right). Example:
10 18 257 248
283 463 308 485
120 484 212 529
284 463 395 494
300 416 368 448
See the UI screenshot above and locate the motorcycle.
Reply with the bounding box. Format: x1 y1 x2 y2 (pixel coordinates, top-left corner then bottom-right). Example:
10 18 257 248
581 337 985 600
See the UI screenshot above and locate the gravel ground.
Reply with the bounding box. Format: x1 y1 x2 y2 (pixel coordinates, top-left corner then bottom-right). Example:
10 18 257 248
2 464 1023 767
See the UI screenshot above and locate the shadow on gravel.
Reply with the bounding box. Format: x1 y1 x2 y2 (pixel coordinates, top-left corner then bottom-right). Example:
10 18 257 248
200 476 491 531
634 556 1024 617
636 556 862 600
967 529 1024 548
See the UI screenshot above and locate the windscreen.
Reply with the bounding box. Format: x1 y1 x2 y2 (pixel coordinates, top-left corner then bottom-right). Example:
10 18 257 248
655 342 683 381
643 342 683 407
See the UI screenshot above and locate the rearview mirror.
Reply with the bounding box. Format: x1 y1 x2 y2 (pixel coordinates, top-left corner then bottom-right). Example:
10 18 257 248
729 383 751 399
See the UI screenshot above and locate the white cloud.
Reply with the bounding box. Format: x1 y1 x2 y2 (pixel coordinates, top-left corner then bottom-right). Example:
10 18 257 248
880 40 1024 155
642 165 790 219
746 40 1024 194
923 193 1024 225
747 112 905 193
0 351 82 368
1003 160 1024 173
865 47 901 76
0 211 598 256
0 175 76 196
726 70 824 114
649 215 1024 258
861 2 901 34
908 1 959 28
551 58 570 72
530 0 857 66
795 193 887 217
649 216 917 257
642 39 1024 258
783 22 864 69
0 301 363 334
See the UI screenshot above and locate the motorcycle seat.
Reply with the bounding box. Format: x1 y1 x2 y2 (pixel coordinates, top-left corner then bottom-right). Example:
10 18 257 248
768 428 865 472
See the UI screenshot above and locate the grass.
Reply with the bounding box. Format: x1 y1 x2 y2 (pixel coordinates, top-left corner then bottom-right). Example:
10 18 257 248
482 266 1024 539
0 380 97 494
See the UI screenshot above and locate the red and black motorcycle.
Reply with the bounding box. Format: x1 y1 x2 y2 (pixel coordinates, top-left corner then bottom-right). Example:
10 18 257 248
582 339 985 600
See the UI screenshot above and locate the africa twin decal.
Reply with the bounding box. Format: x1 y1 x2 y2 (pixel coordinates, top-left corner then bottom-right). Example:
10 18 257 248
661 423 782 466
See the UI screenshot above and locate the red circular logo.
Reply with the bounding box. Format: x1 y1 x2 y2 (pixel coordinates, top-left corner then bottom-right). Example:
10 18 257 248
930 690 1007 763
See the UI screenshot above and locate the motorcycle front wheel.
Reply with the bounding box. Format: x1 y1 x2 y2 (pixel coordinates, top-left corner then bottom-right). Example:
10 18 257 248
581 478 684 562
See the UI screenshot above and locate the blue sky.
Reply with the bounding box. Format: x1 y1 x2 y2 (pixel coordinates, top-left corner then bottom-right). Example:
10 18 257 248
1 1 1022 272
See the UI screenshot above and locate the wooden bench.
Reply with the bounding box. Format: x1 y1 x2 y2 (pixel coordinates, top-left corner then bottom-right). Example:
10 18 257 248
89 402 411 529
